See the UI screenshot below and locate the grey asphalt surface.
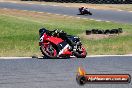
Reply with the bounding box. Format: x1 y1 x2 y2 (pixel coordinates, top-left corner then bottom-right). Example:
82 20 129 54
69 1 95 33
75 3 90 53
0 2 132 23
0 56 132 88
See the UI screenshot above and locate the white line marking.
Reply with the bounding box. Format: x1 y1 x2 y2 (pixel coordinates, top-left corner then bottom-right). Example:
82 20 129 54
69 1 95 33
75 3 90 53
30 11 37 13
0 57 32 59
37 12 44 13
27 3 34 5
0 55 131 59
87 55 132 57
105 21 110 22
118 9 123 11
10 1 18 3
23 10 28 12
76 17 81 19
95 20 102 22
63 15 68 17
41 4 46 6
47 13 52 14
82 18 87 20
55 14 60 15
65 6 70 7
53 5 59 7
89 18 94 20
3 8 8 10
67 16 73 18
129 11 132 13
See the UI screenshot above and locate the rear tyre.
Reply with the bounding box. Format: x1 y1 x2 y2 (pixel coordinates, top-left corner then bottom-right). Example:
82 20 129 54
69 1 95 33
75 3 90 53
40 43 57 59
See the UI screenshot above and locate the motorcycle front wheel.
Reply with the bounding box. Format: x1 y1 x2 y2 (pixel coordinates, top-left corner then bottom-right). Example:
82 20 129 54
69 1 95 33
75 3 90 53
88 12 92 15
74 46 87 58
40 43 57 59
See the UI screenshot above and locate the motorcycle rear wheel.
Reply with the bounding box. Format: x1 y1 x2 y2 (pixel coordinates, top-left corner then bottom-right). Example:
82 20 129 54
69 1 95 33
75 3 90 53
40 43 57 59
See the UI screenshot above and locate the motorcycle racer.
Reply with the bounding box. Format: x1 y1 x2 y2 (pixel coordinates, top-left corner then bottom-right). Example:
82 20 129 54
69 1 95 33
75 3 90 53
39 28 87 58
39 28 80 51
78 6 92 15
79 6 85 14
52 29 76 50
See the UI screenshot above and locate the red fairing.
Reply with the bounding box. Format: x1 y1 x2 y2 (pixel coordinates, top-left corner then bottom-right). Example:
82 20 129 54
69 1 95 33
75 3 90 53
39 33 48 46
62 48 72 55
43 33 49 40
46 37 64 45
81 46 87 56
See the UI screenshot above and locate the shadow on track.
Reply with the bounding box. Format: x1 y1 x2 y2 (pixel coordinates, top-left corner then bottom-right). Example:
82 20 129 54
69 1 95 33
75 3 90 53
32 56 75 59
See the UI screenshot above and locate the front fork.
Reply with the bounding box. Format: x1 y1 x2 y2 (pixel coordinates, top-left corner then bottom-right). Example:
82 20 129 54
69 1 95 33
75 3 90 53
73 41 82 51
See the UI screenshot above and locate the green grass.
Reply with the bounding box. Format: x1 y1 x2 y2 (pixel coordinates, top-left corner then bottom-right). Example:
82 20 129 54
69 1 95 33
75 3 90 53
0 13 132 56
0 15 41 56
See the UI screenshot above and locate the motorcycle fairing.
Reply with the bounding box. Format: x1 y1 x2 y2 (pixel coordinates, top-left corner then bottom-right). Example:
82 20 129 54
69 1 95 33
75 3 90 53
58 44 72 56
39 33 48 46
46 36 72 56
46 37 64 45
56 41 72 56
56 41 67 51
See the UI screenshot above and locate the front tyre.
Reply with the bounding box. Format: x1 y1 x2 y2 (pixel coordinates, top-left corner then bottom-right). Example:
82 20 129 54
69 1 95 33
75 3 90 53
40 43 57 59
89 12 92 15
74 46 87 58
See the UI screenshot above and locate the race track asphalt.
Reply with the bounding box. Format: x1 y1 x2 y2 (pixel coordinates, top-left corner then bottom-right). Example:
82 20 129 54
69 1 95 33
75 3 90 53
0 2 132 23
0 56 132 88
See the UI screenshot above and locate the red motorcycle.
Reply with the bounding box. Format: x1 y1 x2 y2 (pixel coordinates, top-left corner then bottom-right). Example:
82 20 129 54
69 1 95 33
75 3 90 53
39 28 87 59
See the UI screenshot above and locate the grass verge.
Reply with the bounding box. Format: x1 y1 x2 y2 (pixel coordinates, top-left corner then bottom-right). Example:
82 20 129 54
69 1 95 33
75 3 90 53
0 9 132 56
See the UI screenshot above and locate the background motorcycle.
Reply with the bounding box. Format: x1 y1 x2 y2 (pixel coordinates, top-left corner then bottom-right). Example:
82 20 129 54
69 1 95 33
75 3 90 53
39 28 87 59
78 8 92 15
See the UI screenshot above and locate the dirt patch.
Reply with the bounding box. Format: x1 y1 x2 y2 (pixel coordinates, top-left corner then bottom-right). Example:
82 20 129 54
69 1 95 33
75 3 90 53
0 8 48 17
0 8 75 21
